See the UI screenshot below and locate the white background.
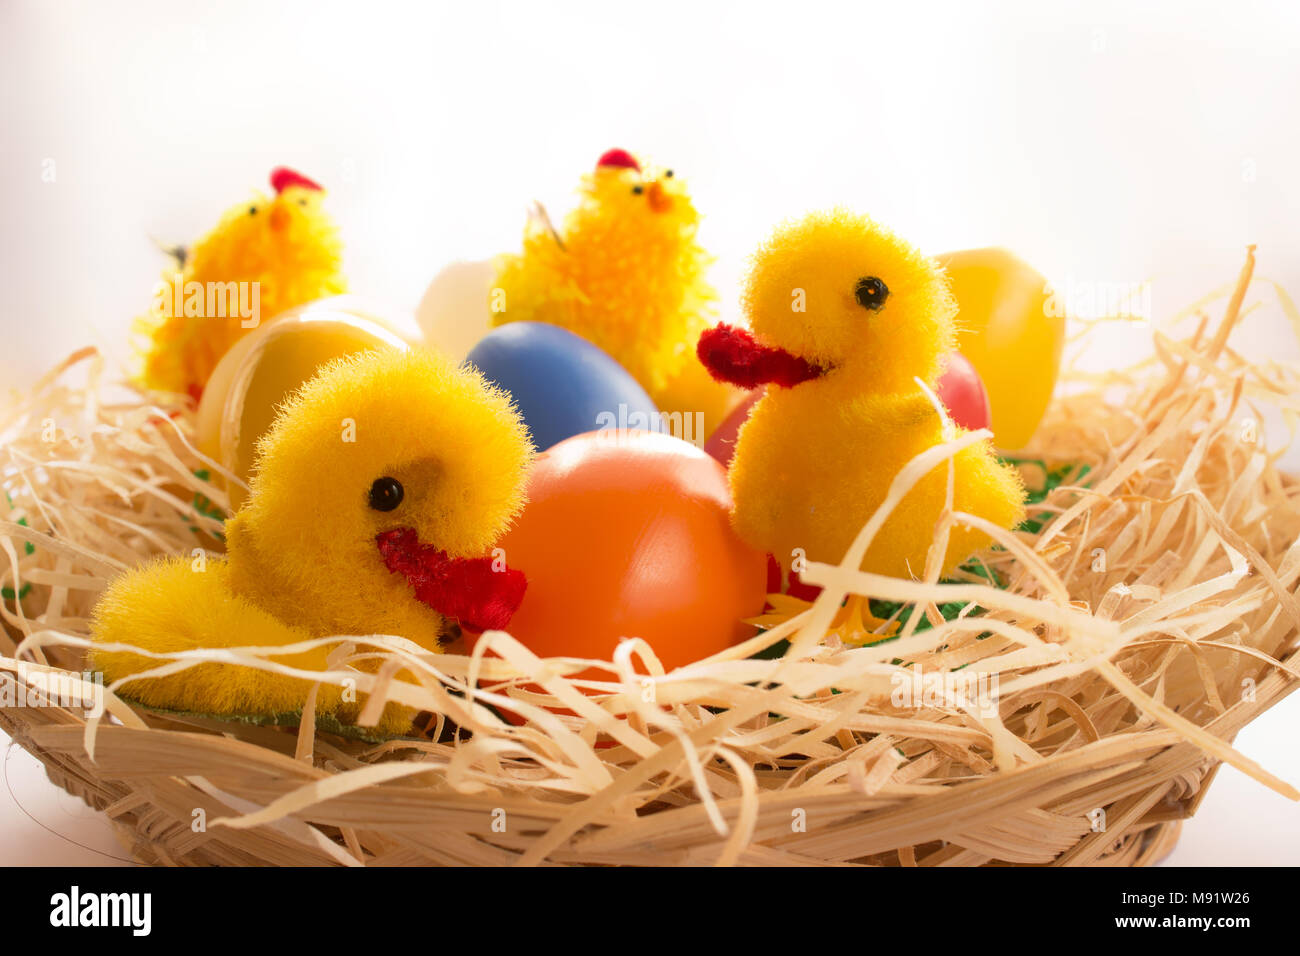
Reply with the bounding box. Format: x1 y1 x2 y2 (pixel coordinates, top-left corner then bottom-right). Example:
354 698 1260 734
0 0 1297 865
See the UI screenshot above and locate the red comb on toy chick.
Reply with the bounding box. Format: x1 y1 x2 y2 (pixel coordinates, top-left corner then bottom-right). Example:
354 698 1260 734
270 166 324 194
596 148 641 172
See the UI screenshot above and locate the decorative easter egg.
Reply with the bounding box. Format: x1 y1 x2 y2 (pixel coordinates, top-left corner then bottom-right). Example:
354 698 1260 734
655 356 740 448
464 322 660 452
196 299 410 511
935 352 991 432
936 248 1063 449
704 388 764 468
482 430 768 671
416 258 496 360
316 293 423 343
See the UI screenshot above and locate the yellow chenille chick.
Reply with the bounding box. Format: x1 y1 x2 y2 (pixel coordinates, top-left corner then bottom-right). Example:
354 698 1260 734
697 210 1026 581
492 149 735 432
91 348 533 734
136 167 347 402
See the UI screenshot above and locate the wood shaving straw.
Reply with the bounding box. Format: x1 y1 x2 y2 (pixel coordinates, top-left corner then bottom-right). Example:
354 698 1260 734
2 249 1298 866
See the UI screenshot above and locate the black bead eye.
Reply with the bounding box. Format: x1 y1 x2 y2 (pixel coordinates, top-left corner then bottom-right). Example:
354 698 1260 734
248 205 258 216
854 276 889 311
664 169 674 178
368 476 404 512
632 184 644 195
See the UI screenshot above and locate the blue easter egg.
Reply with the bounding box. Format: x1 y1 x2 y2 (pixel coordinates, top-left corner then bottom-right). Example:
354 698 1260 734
464 322 660 451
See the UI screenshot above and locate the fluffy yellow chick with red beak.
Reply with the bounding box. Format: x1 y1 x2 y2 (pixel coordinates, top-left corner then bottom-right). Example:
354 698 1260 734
492 149 736 434
137 166 347 402
699 210 1026 582
91 348 532 735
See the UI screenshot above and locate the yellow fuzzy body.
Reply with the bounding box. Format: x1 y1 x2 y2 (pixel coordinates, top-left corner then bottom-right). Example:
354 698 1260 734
492 157 734 427
90 558 341 716
730 210 1026 579
91 349 533 734
136 183 346 397
733 387 1025 580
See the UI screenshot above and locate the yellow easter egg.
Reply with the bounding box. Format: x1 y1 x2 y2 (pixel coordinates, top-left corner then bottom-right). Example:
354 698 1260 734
936 248 1064 449
196 300 410 512
653 354 741 448
416 259 497 360
310 293 424 343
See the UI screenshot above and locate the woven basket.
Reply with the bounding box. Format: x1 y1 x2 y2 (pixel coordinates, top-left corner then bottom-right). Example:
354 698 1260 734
1 252 1297 866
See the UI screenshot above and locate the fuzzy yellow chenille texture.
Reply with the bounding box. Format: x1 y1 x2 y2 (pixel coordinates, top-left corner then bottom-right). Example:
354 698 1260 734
492 153 734 430
136 173 346 399
91 349 533 733
729 210 1026 580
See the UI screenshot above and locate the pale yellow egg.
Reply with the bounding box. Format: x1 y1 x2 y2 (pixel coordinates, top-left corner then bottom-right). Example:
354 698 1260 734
196 299 410 512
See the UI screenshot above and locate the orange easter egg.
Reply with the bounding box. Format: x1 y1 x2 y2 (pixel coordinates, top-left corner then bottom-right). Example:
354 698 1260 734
487 429 768 672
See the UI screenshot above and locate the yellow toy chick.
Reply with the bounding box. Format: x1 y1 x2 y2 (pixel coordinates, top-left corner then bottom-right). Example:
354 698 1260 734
492 149 735 434
91 348 533 734
137 167 347 402
698 210 1026 581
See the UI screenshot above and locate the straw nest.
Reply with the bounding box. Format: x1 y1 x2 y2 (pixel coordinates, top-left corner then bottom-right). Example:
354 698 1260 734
2 250 1298 867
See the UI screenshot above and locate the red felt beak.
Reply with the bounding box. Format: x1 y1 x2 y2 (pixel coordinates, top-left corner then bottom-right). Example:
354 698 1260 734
376 528 526 633
697 324 827 390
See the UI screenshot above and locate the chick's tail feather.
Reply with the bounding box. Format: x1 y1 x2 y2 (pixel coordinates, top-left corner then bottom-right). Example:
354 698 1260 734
89 557 343 718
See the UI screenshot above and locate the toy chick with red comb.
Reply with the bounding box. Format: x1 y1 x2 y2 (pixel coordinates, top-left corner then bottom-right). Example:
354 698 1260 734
136 166 347 401
700 210 1026 583
492 149 736 433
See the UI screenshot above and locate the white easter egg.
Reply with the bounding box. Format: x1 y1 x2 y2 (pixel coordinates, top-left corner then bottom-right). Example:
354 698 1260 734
415 258 498 360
